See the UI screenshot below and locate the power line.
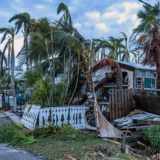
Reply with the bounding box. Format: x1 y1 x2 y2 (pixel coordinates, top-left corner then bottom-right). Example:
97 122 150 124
138 0 160 12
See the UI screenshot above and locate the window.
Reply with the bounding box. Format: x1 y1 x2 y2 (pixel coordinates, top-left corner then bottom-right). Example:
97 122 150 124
136 77 142 88
144 78 156 89
135 77 156 89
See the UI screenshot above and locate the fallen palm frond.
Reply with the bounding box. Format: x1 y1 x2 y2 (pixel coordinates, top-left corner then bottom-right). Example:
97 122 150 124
29 124 94 141
0 123 36 146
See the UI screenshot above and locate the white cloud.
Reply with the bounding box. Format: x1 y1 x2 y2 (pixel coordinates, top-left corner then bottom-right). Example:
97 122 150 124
45 0 53 2
14 37 23 56
14 0 23 6
74 23 82 29
83 22 92 27
0 11 12 18
85 11 100 19
102 11 117 19
72 0 81 5
124 2 140 12
117 14 127 24
35 4 47 9
132 14 137 21
95 23 109 31
4 0 145 50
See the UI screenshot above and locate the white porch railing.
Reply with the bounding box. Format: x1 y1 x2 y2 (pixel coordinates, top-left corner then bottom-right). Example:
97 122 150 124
21 105 41 130
21 105 88 130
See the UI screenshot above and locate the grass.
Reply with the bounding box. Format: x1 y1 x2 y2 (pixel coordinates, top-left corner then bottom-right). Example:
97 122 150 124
22 138 143 160
22 138 113 160
0 123 144 160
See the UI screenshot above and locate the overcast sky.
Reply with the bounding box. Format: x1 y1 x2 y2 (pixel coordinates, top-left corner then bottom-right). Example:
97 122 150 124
0 0 158 56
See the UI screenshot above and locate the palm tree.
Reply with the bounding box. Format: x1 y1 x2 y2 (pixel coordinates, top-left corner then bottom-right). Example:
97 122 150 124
95 37 124 60
119 32 139 62
57 3 72 28
7 37 11 75
29 32 51 69
9 12 32 70
131 2 160 89
0 27 15 89
0 50 7 77
130 48 143 63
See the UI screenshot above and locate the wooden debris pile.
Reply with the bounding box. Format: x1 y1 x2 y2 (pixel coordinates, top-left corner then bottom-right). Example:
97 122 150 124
111 109 160 159
113 109 160 136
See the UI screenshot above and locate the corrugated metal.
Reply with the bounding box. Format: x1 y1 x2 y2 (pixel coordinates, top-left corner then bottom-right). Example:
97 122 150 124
133 95 160 115
116 61 156 71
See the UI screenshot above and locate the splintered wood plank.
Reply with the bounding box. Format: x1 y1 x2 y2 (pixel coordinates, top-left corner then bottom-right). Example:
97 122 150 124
128 91 131 113
124 90 128 116
116 89 119 118
120 89 123 118
114 89 117 119
111 89 115 120
115 89 119 119
121 89 125 117
109 89 112 120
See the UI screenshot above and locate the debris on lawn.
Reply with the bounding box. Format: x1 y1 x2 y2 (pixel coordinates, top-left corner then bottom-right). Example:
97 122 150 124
66 154 76 160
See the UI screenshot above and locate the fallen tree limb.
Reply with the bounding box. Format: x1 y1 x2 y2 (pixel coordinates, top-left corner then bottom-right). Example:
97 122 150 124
102 138 121 146
137 141 154 155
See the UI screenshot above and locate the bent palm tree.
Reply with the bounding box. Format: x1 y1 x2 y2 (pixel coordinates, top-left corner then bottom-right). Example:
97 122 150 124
131 2 160 89
0 50 7 77
0 27 15 89
9 12 31 70
57 3 72 28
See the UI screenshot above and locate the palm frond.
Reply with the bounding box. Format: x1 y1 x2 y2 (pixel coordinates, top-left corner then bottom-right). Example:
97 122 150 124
57 3 68 15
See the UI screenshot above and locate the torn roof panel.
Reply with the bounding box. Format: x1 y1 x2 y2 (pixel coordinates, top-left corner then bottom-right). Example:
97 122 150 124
116 61 156 71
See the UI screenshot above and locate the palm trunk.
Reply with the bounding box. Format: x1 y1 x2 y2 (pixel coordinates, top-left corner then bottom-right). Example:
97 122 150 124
156 58 160 96
68 49 71 82
154 32 160 90
0 53 5 77
51 33 55 86
0 54 2 76
10 37 15 89
25 35 29 71
8 41 11 75
156 53 160 90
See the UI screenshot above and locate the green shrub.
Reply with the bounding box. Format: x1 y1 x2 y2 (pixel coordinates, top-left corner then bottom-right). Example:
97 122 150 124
142 124 160 152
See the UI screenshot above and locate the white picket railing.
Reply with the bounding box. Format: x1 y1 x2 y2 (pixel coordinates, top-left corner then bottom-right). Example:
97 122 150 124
0 94 2 108
21 105 88 130
21 105 41 130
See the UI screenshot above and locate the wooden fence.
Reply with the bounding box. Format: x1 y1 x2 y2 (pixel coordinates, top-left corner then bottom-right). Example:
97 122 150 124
132 89 160 115
109 89 134 120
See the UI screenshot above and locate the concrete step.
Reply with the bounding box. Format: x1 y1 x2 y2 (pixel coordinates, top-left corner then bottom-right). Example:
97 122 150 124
4 112 21 124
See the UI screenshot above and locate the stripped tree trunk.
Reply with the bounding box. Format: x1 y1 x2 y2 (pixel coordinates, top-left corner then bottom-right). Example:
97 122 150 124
8 41 11 75
11 37 15 90
72 58 122 104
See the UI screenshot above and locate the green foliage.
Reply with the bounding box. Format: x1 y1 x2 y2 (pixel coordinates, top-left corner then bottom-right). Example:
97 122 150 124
0 123 36 146
24 66 42 87
27 76 50 106
52 83 65 105
142 124 160 152
1 74 11 85
29 124 93 141
28 76 65 106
